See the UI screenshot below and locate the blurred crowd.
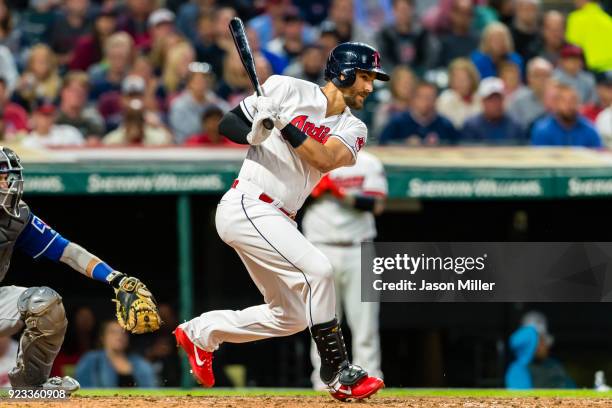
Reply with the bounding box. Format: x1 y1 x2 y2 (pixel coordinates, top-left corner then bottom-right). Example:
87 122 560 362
0 0 610 148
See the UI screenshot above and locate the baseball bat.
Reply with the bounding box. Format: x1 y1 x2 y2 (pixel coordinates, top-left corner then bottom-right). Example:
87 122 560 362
229 17 274 130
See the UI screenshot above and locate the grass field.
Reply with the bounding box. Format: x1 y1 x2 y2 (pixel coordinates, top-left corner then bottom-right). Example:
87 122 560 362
4 388 612 407
72 387 612 398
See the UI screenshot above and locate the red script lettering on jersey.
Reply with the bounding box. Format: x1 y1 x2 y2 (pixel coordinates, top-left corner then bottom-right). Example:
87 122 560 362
331 175 365 189
290 115 331 144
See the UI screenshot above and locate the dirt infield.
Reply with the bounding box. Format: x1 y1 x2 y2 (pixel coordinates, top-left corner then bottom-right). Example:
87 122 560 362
7 396 612 407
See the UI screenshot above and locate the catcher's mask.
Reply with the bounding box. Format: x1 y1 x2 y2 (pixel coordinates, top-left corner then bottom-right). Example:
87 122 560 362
0 146 24 218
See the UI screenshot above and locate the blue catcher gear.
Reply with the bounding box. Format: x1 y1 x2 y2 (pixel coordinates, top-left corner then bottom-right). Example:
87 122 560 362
324 42 390 88
0 146 24 217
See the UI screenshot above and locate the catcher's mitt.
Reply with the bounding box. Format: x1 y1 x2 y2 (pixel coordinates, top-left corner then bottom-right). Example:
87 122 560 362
109 272 162 334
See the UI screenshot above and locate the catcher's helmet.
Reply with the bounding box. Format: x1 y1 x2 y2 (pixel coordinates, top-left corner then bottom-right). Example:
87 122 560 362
0 146 23 217
324 42 390 88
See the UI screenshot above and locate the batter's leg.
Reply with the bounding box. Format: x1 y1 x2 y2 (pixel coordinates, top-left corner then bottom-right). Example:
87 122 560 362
309 244 344 389
181 192 336 352
341 245 383 379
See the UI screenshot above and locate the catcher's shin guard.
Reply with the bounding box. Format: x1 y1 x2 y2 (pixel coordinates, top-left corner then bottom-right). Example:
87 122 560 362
174 326 215 387
8 287 67 388
311 318 384 401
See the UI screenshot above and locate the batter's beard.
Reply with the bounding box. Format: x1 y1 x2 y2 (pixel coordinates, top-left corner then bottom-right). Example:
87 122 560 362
343 93 365 110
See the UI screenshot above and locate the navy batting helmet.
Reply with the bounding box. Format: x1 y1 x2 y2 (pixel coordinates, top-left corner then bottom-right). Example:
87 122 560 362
324 42 390 88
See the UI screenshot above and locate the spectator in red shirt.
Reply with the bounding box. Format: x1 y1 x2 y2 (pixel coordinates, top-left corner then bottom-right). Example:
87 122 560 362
184 105 238 146
69 6 118 71
0 77 27 138
582 71 612 122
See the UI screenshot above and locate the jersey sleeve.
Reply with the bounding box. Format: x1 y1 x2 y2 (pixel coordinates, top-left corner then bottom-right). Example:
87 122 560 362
328 120 368 163
239 75 292 124
15 213 69 261
362 155 388 197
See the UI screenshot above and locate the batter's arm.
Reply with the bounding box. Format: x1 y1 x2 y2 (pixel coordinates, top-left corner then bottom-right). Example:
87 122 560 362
281 123 354 172
218 106 251 145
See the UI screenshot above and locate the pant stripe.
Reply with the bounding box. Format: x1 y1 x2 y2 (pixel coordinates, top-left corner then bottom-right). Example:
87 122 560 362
240 194 314 327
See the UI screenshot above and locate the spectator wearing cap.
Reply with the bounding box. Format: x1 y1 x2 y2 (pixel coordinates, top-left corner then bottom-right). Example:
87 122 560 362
509 0 541 62
49 0 93 66
169 62 228 144
56 71 105 145
379 81 459 146
553 45 596 104
506 311 575 389
436 58 481 129
22 104 84 149
14 44 61 112
103 98 172 146
266 7 307 64
69 6 118 71
89 32 136 101
582 71 612 122
283 45 326 85
0 77 27 138
508 57 553 129
471 22 524 80
318 21 341 57
147 8 175 54
536 11 566 66
184 106 237 146
375 0 435 73
532 83 601 147
566 0 612 72
462 77 526 145
98 74 163 132
433 0 480 69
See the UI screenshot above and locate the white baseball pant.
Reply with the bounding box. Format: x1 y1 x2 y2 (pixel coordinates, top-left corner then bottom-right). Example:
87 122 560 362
181 186 337 352
309 243 382 388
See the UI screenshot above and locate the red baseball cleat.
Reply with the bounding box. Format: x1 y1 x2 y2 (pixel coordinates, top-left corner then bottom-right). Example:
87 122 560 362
173 326 215 387
329 376 385 402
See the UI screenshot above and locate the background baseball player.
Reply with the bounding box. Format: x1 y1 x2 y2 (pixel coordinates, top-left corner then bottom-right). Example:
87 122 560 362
0 146 160 392
174 42 389 401
303 149 387 390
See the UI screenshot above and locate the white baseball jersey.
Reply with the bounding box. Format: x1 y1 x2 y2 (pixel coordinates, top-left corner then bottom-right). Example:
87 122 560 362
239 75 368 213
303 151 387 244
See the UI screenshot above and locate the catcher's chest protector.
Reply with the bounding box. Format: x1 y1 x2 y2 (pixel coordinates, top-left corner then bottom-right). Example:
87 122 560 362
0 201 29 283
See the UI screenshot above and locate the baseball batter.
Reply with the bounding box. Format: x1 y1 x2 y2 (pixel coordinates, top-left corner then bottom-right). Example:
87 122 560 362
303 150 387 389
174 42 389 401
0 147 160 392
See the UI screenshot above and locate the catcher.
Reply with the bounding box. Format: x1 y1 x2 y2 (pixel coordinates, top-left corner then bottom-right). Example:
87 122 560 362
0 146 161 392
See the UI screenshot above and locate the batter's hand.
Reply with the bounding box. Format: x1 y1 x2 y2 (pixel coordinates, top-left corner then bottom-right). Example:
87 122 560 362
248 96 279 145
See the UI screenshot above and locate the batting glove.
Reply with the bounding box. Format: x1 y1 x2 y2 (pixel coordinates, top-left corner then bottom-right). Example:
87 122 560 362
248 96 279 145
